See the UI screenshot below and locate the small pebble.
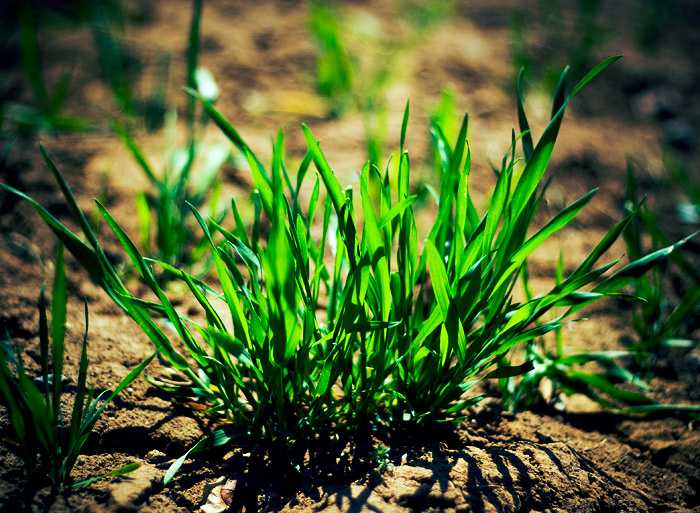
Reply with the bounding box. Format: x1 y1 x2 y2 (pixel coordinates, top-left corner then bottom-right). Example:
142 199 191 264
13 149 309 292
145 449 167 462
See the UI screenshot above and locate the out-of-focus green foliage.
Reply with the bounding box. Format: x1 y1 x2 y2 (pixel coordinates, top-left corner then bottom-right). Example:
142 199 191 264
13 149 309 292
621 161 700 374
114 0 227 277
1 0 90 134
508 0 610 93
308 0 454 167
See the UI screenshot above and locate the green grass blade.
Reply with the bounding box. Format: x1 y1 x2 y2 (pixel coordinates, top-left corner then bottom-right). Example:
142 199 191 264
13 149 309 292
378 195 417 230
0 188 105 288
112 122 158 186
622 403 700 415
510 57 621 220
573 202 640 276
48 68 74 115
0 138 15 171
245 147 274 218
516 69 533 162
186 0 203 136
71 461 141 488
18 0 47 105
51 244 66 424
400 100 409 153
38 283 50 404
482 161 511 255
0 343 28 443
135 191 152 253
594 230 699 294
484 361 535 379
663 286 700 336
229 196 251 247
303 124 346 219
295 151 314 202
182 272 225 330
68 300 90 465
190 90 267 174
95 201 157 284
426 241 450 320
164 429 245 485
93 350 158 420
551 66 569 119
188 203 252 348
450 113 469 178
213 223 261 276
17 370 54 453
493 189 597 294
566 369 654 406
95 201 192 369
360 164 391 318
568 55 622 99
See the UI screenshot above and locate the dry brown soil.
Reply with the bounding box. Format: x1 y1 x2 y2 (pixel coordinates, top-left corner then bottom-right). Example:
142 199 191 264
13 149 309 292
1 1 700 512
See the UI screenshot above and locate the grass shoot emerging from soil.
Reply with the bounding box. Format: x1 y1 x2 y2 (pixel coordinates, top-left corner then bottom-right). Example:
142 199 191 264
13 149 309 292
0 245 155 489
112 0 228 276
621 161 700 375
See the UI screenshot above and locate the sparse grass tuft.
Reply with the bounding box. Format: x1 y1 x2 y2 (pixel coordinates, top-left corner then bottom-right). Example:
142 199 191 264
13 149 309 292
0 245 155 489
622 160 700 374
113 0 227 277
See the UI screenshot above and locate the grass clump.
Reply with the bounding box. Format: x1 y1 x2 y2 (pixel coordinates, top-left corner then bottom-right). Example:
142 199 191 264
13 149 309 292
114 108 228 275
90 0 171 131
113 0 227 275
0 245 155 489
508 0 610 95
1 1 89 134
621 161 700 374
501 158 699 415
3 56 697 478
